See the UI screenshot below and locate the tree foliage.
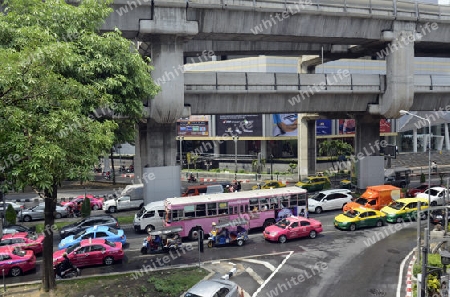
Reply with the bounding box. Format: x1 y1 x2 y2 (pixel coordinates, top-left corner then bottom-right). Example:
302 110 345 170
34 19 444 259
5 204 16 225
319 140 353 169
0 0 159 291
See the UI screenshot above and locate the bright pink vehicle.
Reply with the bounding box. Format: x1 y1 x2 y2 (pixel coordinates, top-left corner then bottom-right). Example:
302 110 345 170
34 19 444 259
0 247 36 277
164 187 308 240
263 216 323 243
53 239 124 268
61 195 103 210
0 232 45 255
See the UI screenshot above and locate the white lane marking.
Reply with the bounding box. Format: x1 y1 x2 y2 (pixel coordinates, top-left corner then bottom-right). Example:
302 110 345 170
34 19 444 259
251 250 294 297
396 249 415 297
239 258 276 272
246 267 264 285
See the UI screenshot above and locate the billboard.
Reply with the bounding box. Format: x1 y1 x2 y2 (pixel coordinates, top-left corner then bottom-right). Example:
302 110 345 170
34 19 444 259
177 115 209 136
216 115 262 136
316 119 332 135
339 119 392 134
272 114 298 137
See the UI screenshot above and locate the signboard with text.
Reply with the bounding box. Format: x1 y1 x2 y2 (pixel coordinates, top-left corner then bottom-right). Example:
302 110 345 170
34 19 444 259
216 115 262 136
177 115 209 136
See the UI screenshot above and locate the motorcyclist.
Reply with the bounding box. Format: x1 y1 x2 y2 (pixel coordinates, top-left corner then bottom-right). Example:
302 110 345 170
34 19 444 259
57 253 74 278
189 173 196 182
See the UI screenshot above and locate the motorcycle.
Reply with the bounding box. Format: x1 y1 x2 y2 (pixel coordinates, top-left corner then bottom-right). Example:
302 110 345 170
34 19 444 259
187 174 197 183
141 226 183 255
54 264 81 279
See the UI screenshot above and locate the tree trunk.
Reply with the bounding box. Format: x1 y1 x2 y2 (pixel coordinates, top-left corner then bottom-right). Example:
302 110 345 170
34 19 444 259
110 148 116 185
42 183 57 292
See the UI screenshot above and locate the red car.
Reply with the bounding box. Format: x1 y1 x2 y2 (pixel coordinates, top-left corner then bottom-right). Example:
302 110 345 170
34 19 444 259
0 232 44 255
407 184 440 197
263 216 323 243
0 247 36 277
53 239 124 268
61 195 103 210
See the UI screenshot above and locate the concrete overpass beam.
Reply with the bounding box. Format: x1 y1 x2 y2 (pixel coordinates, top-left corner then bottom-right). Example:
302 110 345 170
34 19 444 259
373 22 415 119
355 114 385 189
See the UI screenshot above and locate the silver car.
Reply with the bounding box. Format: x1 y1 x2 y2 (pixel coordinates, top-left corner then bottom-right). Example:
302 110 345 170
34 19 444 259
184 279 240 297
19 204 68 222
0 202 24 215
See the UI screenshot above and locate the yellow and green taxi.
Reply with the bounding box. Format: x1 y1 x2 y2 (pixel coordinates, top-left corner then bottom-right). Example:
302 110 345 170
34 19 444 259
380 197 429 223
295 176 331 192
334 207 386 231
252 180 286 190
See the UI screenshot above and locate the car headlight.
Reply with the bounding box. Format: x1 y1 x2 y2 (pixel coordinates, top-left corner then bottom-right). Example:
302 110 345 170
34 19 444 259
436 215 443 219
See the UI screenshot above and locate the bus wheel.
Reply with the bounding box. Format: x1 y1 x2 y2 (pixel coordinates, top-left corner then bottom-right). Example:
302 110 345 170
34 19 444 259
263 219 275 229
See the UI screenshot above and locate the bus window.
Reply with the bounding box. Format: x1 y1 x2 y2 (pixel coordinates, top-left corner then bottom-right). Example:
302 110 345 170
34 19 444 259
218 202 228 215
240 205 249 213
289 194 298 206
207 203 217 216
184 205 195 218
250 199 258 211
196 204 206 217
270 198 278 209
281 196 290 208
259 198 269 211
171 209 184 221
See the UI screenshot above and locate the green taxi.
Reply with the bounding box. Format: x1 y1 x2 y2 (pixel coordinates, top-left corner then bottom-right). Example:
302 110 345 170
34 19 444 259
380 197 429 223
295 176 331 192
334 207 386 231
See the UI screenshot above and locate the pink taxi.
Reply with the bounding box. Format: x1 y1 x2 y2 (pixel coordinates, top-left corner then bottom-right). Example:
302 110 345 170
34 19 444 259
263 216 323 243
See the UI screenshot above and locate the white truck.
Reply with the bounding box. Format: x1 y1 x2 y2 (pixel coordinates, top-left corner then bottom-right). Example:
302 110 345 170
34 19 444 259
103 184 144 213
133 201 166 233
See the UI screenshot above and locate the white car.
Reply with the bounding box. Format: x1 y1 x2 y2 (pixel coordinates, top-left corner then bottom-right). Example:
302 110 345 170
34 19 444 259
308 189 353 214
416 187 448 206
0 202 24 214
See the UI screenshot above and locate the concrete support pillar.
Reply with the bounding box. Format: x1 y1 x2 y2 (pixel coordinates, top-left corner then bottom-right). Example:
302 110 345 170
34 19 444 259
260 141 267 160
413 128 418 153
134 124 142 184
355 115 384 189
445 124 450 151
297 114 316 180
372 21 415 118
307 120 316 176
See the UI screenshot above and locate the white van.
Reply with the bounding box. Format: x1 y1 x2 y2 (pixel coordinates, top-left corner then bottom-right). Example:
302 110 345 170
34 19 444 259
133 201 165 233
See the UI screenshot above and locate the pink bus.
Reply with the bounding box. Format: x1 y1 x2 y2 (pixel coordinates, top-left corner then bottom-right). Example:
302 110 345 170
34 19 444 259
164 187 308 240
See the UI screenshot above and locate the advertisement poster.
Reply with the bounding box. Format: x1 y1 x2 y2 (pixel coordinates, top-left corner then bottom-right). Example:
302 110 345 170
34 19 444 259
339 119 392 134
216 115 262 136
272 114 298 136
316 119 332 135
177 115 209 136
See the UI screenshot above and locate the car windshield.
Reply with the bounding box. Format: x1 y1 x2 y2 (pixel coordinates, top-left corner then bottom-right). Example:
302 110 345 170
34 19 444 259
275 219 290 229
389 201 405 210
184 293 202 297
301 178 311 183
108 227 118 235
12 247 26 257
344 210 360 218
427 189 440 196
311 193 326 202
136 207 145 217
355 198 367 205
66 242 81 254
104 239 115 247
73 230 88 240
26 233 38 240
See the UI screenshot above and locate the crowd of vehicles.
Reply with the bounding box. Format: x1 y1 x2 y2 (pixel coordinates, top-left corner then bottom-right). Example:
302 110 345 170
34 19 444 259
103 184 144 213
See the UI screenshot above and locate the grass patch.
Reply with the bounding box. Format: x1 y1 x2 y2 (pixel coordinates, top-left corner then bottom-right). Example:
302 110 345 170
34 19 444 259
117 215 134 225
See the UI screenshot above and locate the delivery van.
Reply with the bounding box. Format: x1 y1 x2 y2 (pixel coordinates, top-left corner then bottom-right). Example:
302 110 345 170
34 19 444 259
343 185 401 212
133 201 165 233
181 185 224 197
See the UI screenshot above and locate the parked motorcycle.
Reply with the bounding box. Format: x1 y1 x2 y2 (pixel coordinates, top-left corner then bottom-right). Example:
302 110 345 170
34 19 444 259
187 174 197 183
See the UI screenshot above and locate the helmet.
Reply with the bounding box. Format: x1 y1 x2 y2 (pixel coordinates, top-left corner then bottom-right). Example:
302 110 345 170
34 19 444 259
212 222 216 226
63 252 68 257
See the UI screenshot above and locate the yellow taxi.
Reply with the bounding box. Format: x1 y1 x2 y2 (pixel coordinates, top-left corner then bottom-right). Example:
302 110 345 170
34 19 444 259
380 197 429 223
334 207 386 231
295 176 331 192
252 180 286 190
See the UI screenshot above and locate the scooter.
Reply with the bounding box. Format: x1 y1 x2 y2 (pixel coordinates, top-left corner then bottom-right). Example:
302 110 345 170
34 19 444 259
54 264 81 279
187 175 197 183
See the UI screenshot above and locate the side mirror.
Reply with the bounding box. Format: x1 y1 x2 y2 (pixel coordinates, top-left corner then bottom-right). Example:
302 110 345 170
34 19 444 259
323 199 328 202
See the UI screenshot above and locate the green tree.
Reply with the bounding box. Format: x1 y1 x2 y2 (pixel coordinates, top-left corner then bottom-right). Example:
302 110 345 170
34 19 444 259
81 198 91 218
0 0 158 292
319 140 353 170
5 204 16 225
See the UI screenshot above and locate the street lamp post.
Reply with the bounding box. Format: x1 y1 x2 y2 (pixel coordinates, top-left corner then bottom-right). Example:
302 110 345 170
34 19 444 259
270 154 274 180
233 136 239 181
400 110 431 297
176 136 184 168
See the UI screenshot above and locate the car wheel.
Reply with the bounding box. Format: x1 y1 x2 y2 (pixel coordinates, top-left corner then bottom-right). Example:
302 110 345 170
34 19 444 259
376 220 383 227
431 201 438 206
145 225 154 234
23 215 32 222
309 230 317 239
10 267 21 277
315 207 323 214
207 240 214 248
55 213 62 219
92 205 99 211
237 239 244 246
396 217 403 224
104 256 114 265
108 206 117 213
349 224 356 231
421 212 428 220
278 235 287 243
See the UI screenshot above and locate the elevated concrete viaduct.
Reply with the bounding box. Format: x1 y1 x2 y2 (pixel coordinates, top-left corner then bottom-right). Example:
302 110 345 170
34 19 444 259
101 0 450 197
